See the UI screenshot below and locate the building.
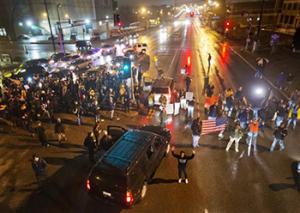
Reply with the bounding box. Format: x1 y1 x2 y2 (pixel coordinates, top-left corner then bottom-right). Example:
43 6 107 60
0 0 116 40
277 0 300 34
227 0 282 29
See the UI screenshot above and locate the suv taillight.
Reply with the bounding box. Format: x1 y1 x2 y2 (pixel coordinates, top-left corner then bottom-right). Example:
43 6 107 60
126 191 134 206
86 179 91 191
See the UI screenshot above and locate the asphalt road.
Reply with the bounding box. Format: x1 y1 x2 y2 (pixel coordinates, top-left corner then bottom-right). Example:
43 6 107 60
1 18 300 213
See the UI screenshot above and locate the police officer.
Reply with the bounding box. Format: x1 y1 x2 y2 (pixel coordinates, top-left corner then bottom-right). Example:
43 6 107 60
171 147 195 184
31 154 47 185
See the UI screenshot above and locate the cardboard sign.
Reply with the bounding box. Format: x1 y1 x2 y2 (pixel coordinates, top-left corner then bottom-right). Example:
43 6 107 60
185 92 193 101
174 102 180 115
181 68 186 75
166 104 174 115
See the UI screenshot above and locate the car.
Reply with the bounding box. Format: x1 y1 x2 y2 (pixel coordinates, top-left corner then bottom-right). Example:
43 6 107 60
14 65 47 83
48 36 58 40
76 40 92 50
134 43 147 53
49 53 71 64
101 44 116 56
69 58 92 71
87 126 171 207
49 54 79 71
151 78 174 105
17 34 31 41
81 48 101 60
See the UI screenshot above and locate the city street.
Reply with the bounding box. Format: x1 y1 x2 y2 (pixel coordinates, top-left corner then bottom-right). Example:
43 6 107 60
1 17 300 213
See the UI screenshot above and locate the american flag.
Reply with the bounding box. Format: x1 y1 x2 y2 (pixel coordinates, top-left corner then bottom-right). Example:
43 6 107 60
201 117 228 135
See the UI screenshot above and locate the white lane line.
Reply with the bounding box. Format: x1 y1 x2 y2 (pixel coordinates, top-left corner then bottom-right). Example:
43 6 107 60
229 47 289 99
204 208 209 213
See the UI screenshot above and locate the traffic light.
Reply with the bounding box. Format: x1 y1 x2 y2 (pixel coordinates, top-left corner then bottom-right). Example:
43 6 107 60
121 57 131 79
224 20 231 31
114 14 121 26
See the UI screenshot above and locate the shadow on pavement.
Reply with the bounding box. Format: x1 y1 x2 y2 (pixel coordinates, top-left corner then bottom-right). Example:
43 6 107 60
43 157 71 165
269 183 296 191
200 143 224 150
17 153 122 213
149 178 178 185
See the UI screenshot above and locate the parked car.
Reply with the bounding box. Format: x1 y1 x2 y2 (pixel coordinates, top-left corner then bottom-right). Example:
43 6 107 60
76 40 92 50
101 44 116 56
69 58 92 71
151 78 174 105
17 34 31 41
87 126 171 207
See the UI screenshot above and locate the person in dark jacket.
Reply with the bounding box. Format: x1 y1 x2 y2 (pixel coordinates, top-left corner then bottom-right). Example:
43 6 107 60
84 132 97 163
36 122 49 147
99 130 113 150
171 147 195 184
185 75 191 92
270 122 288 151
191 116 202 148
54 118 66 144
31 153 47 185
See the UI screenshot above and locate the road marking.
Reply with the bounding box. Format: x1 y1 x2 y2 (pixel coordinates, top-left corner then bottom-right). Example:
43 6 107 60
229 47 289 99
204 208 209 213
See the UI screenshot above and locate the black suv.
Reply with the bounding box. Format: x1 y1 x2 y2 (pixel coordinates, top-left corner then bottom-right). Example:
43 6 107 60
86 126 171 207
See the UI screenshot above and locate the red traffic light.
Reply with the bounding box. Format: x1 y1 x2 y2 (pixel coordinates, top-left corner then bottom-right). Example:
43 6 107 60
226 21 230 26
117 22 121 27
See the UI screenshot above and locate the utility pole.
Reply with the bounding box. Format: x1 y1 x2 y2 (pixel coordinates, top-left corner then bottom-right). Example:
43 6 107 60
56 3 65 53
256 0 265 42
44 0 56 52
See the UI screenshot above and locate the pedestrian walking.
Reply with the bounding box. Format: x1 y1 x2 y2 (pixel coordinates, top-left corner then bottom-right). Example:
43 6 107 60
247 119 259 156
84 132 97 163
245 36 251 51
270 122 288 151
225 124 243 152
296 162 300 191
187 97 195 120
54 118 67 144
171 146 195 184
31 154 47 185
185 75 192 92
207 53 212 73
287 104 299 129
191 116 202 148
36 122 49 147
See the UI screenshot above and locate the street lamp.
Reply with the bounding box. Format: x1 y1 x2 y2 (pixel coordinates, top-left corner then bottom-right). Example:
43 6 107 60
141 7 146 14
85 19 91 24
26 20 33 27
18 22 23 27
56 3 65 53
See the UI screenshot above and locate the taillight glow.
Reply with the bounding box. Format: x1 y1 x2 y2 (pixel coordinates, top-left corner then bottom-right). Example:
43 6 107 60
126 191 134 206
187 56 191 67
86 179 91 190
